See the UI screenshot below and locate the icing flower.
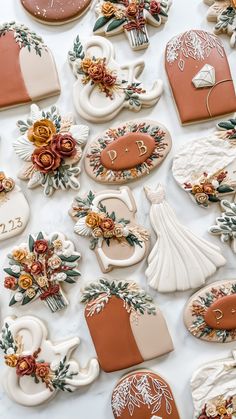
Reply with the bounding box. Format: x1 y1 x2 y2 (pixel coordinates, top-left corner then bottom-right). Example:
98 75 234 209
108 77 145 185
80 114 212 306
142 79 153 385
150 0 161 15
18 274 33 290
28 119 56 147
88 62 105 83
32 146 61 174
103 73 117 87
99 217 115 232
34 239 49 254
86 212 101 228
103 230 114 238
5 354 18 368
192 185 203 194
101 1 116 17
36 276 48 287
203 183 216 195
113 224 124 238
51 134 77 158
35 363 50 378
53 239 63 250
92 227 103 238
26 288 36 298
4 277 17 290
31 261 43 275
81 57 93 73
16 355 36 376
0 172 5 181
195 193 209 206
2 178 15 192
12 248 28 262
48 255 62 270
126 2 138 17
205 404 217 417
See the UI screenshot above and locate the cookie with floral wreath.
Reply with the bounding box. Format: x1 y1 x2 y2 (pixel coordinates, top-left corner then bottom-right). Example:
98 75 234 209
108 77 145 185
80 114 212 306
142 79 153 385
204 0 236 48
69 186 149 272
0 315 99 406
13 104 89 196
3 232 81 313
0 171 29 241
184 279 236 343
93 0 172 51
84 119 172 184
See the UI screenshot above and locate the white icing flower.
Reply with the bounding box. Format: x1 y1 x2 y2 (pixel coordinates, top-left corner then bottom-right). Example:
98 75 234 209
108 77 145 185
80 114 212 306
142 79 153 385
11 265 21 274
54 272 67 282
48 255 62 270
205 403 218 417
123 227 129 237
15 292 23 302
50 360 60 371
6 347 15 355
212 180 219 188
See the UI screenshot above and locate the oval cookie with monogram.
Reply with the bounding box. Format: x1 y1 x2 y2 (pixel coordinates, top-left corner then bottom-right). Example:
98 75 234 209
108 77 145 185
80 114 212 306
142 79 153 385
69 186 149 272
0 22 60 110
85 120 172 184
68 35 163 123
112 370 180 419
204 0 236 48
0 172 29 241
0 315 99 406
165 29 236 124
184 280 236 343
81 279 174 372
3 232 81 313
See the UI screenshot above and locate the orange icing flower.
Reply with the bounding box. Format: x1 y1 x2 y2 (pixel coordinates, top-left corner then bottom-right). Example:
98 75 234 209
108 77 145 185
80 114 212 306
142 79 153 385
86 212 101 228
88 62 105 83
12 248 28 262
192 185 203 194
202 183 215 194
99 217 115 232
81 57 93 73
126 2 138 17
0 171 6 181
35 363 50 378
5 354 18 368
18 274 33 290
28 119 56 147
101 1 116 17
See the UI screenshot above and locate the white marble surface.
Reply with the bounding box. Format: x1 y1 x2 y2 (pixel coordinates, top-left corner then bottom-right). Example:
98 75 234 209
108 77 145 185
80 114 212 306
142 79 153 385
0 1 236 418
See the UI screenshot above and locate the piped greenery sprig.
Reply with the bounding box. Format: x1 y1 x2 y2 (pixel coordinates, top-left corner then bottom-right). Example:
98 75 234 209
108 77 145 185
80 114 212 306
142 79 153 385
0 21 46 55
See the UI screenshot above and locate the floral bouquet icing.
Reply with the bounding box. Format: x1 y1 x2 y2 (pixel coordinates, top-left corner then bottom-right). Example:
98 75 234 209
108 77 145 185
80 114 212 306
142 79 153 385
14 104 89 196
197 396 236 418
0 172 15 201
3 232 81 313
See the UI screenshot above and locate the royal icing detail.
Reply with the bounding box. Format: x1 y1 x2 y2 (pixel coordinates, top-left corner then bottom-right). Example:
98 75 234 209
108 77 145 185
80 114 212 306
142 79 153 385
209 200 236 252
69 187 149 272
184 280 236 343
0 315 99 406
68 35 163 122
0 172 29 241
204 0 236 48
165 30 236 124
111 370 180 418
93 0 172 50
144 184 226 292
85 120 172 184
0 22 60 110
3 232 81 312
14 104 89 196
81 279 173 372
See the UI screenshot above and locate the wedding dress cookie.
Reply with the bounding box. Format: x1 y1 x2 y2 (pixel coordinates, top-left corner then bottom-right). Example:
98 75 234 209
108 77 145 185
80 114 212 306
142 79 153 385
69 186 149 272
204 0 236 48
0 22 60 110
0 172 29 241
165 29 236 124
14 104 89 196
112 370 180 418
93 0 172 50
68 35 163 122
145 184 226 292
81 279 174 372
21 0 91 25
84 119 172 184
184 279 236 343
0 315 99 406
3 232 81 313
191 349 236 418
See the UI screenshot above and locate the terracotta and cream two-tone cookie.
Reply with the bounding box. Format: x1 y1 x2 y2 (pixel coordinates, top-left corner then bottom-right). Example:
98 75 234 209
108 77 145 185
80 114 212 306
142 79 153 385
21 0 92 25
0 315 99 406
112 370 180 418
69 186 149 272
165 29 236 124
81 279 174 372
85 120 172 184
204 0 236 48
0 22 60 110
184 280 236 343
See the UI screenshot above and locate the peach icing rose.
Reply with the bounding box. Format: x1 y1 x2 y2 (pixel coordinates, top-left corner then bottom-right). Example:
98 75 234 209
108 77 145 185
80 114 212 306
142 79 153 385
2 177 15 192
88 62 105 83
51 134 77 158
16 355 36 376
99 217 115 232
34 239 48 254
28 119 56 147
32 146 61 174
18 274 33 289
35 363 50 378
4 276 17 290
126 2 138 17
12 248 28 262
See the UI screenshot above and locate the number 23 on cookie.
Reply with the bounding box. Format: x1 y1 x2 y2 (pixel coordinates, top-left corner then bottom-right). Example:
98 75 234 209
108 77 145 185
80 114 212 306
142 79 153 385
0 217 23 235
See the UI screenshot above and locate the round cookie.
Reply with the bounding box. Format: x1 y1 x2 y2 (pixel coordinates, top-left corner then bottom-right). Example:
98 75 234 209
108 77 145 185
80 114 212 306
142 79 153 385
21 0 92 25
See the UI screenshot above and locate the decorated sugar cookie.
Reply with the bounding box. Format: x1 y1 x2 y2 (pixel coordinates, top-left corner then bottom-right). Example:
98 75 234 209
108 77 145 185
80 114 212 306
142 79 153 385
85 120 172 184
0 315 99 406
204 0 236 48
144 185 226 292
93 0 172 51
209 200 236 252
14 104 89 197
81 279 173 372
0 172 29 241
3 232 81 313
112 370 180 418
165 30 236 124
191 349 236 418
68 35 163 123
21 0 91 25
69 187 149 272
184 279 236 343
0 22 60 110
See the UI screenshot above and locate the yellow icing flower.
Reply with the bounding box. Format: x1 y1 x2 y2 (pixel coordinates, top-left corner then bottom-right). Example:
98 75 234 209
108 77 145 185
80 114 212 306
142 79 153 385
5 354 18 368
18 274 33 290
101 2 116 17
86 212 101 228
12 248 28 262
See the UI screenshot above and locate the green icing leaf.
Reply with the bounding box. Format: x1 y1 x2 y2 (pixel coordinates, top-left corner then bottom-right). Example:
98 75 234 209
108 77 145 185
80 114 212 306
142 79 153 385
93 16 111 32
106 18 126 32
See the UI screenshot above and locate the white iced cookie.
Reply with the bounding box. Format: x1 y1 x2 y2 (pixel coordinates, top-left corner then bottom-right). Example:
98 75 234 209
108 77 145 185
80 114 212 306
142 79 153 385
0 172 29 241
0 315 99 406
204 0 236 48
68 35 163 123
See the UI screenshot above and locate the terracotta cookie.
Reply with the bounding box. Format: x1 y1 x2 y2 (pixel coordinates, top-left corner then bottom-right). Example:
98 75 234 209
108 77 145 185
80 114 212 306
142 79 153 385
184 279 236 343
112 370 180 419
204 0 236 48
209 199 236 252
93 0 172 51
3 232 81 313
21 0 91 25
0 22 60 110
165 29 236 124
191 349 236 418
14 104 89 196
0 172 29 241
68 35 163 123
69 186 149 272
0 315 99 406
85 119 172 184
81 279 174 372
